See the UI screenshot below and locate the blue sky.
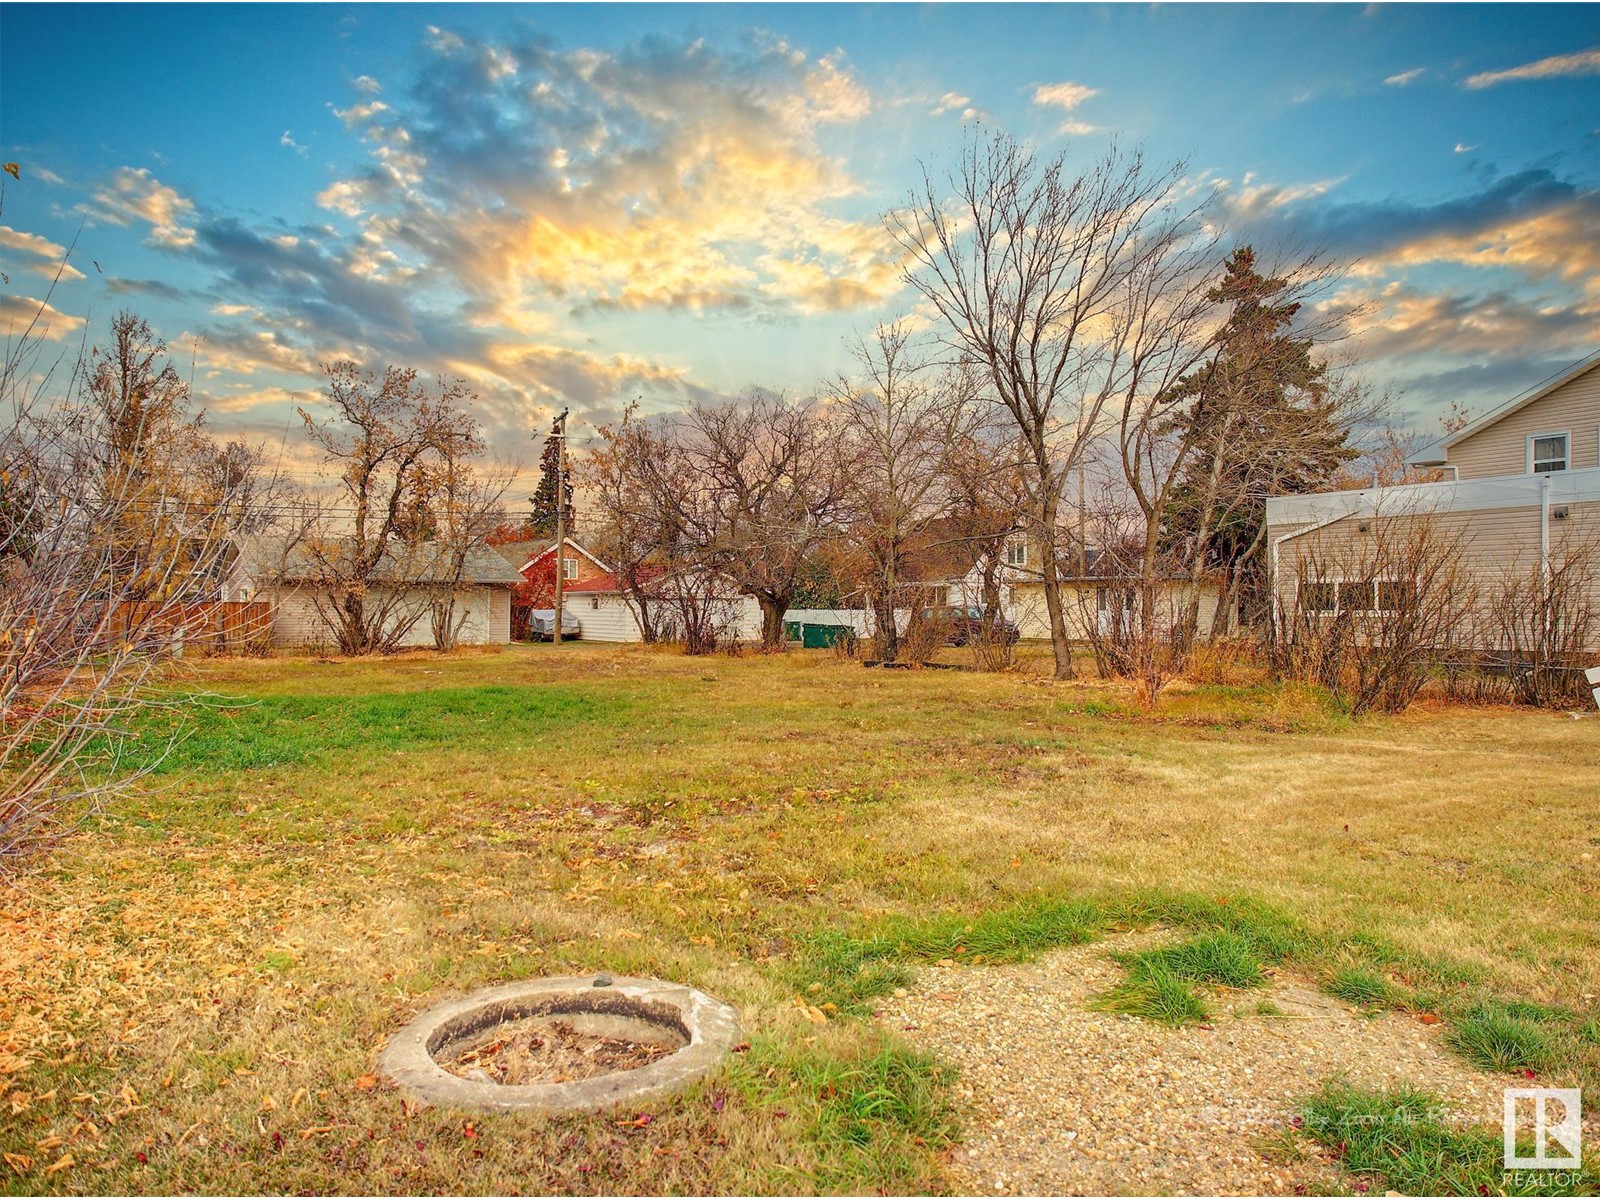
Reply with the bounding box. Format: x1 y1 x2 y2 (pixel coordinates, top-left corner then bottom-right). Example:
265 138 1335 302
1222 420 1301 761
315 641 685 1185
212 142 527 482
3 3 1598 480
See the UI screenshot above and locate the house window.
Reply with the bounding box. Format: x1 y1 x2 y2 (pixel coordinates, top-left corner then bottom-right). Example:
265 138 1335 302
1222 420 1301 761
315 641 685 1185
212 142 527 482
1529 432 1568 474
1301 580 1337 614
1303 578 1414 615
1004 539 1028 568
562 557 579 580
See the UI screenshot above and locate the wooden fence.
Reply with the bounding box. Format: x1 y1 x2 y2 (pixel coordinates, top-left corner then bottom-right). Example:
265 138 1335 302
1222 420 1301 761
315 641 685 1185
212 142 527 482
106 601 275 652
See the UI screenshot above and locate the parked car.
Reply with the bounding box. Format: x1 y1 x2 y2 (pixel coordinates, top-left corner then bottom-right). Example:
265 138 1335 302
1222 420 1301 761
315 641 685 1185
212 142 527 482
526 609 582 641
918 604 1020 647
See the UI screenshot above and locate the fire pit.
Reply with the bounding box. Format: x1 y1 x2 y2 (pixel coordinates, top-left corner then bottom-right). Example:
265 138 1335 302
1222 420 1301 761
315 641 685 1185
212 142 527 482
378 975 741 1112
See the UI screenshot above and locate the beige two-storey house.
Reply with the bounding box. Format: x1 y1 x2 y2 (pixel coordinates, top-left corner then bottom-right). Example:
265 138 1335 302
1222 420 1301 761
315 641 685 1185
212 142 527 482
1264 352 1600 649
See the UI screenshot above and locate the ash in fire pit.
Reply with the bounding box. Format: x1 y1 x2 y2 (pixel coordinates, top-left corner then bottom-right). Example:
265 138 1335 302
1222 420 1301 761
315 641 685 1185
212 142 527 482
437 1014 685 1085
379 975 740 1113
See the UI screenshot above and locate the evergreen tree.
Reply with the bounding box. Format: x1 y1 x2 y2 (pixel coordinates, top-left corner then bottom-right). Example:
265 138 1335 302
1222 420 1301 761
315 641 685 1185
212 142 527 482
1160 247 1358 629
528 423 575 538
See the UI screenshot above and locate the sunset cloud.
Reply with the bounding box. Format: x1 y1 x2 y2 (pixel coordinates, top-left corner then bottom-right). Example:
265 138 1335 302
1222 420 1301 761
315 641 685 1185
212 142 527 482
0 294 87 341
1464 46 1600 89
82 167 196 249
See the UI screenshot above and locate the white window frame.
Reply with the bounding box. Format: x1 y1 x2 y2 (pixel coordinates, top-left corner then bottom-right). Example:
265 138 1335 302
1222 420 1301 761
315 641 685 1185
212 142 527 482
1301 576 1414 616
1004 539 1028 568
1527 430 1569 475
561 556 579 580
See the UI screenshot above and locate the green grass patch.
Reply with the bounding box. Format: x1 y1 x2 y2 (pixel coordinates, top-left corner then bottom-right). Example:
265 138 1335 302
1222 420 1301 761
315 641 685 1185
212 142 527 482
1297 1082 1598 1196
129 685 614 773
1095 961 1210 1026
1326 967 1397 1010
730 1034 957 1191
796 897 1106 1014
1125 931 1268 989
1445 1000 1563 1074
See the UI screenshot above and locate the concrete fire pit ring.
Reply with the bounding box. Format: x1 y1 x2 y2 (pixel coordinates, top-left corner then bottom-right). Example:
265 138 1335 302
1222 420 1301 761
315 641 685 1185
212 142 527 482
378 975 742 1113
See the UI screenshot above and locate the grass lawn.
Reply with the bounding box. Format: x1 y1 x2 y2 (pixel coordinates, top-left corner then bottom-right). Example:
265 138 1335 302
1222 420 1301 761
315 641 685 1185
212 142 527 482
2 643 1597 1194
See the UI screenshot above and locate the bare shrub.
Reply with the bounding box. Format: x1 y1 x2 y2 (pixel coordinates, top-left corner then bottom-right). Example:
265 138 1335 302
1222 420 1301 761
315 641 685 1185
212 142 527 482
1274 510 1475 714
1484 533 1599 708
1 311 260 868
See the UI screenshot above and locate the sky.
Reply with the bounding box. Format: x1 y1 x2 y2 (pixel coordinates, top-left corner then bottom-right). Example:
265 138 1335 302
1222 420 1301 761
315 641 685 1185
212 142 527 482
3 2 1599 491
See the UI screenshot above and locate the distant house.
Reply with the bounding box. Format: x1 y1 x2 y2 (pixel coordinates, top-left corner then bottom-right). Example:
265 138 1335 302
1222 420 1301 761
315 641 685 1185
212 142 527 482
896 518 1037 616
1010 562 1234 641
566 568 764 644
225 536 523 648
1265 351 1600 647
491 537 610 638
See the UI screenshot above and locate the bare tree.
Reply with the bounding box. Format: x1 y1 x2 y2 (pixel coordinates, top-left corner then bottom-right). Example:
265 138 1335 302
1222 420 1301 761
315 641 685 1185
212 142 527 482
582 404 679 644
829 322 980 663
678 391 845 650
295 362 480 655
890 132 1213 679
1485 526 1600 708
423 447 514 652
1 311 255 870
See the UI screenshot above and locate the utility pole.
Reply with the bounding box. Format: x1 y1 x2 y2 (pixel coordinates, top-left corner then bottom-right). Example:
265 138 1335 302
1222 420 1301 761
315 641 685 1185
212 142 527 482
552 409 569 646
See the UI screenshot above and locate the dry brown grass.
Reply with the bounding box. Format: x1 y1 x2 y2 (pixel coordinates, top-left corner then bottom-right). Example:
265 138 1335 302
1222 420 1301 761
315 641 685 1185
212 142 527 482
1 643 1596 1194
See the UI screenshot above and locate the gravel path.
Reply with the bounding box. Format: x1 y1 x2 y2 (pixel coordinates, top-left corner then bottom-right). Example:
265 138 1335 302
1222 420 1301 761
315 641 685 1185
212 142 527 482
873 933 1509 1196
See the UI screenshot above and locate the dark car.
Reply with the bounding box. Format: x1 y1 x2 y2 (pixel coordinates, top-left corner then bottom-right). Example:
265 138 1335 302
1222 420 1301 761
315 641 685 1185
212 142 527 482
918 604 1020 647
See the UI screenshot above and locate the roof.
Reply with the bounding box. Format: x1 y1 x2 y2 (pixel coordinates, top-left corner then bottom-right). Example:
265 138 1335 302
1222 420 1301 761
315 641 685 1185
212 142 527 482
240 536 524 586
490 539 552 569
1408 350 1600 467
566 566 668 595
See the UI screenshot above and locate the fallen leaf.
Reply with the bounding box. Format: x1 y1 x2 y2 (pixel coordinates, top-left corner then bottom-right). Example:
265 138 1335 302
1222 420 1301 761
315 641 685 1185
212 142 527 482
1418 1012 1442 1025
353 1075 378 1092
45 1154 73 1175
3 1151 32 1173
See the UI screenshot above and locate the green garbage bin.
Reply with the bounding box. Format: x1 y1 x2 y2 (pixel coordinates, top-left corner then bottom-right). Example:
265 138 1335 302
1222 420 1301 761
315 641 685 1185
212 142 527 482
801 623 853 649
783 620 803 642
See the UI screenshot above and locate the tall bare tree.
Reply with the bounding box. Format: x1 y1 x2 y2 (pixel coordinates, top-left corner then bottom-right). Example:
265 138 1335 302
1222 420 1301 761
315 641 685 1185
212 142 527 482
889 133 1214 679
679 391 845 650
829 322 980 663
295 362 481 655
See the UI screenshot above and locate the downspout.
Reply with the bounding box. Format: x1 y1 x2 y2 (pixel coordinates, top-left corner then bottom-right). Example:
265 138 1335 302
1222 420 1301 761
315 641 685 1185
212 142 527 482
1540 475 1552 586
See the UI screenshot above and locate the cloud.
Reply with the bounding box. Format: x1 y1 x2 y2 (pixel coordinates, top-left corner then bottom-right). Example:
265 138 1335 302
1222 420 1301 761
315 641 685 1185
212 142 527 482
1032 80 1099 110
353 74 381 94
307 30 898 320
1453 143 1478 154
280 131 309 158
82 167 196 249
1057 120 1100 137
1384 67 1426 87
106 276 189 301
930 92 970 116
1464 46 1600 89
0 294 86 341
0 224 68 259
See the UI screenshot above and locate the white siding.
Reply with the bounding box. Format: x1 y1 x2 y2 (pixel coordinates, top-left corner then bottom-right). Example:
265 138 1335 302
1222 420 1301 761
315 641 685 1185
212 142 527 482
575 594 645 642
262 583 511 648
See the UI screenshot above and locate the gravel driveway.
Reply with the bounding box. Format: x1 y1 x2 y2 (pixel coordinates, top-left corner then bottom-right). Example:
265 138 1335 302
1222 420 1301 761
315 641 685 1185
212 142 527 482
873 933 1508 1196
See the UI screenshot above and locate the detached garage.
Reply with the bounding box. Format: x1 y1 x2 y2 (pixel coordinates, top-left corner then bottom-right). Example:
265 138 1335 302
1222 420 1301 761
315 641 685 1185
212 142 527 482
565 571 764 644
225 537 522 649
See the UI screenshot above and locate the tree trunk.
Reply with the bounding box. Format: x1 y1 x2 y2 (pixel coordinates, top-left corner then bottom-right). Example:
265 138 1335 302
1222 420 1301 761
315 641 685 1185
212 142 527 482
1037 491 1075 680
757 593 786 651
875 592 899 663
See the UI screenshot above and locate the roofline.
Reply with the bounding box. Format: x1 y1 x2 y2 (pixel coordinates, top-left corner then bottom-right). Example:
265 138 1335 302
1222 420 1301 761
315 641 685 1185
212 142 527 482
518 538 611 575
1431 350 1600 455
1266 464 1600 526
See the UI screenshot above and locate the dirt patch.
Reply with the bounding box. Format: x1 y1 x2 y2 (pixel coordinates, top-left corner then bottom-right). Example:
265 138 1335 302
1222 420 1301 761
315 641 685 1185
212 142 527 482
437 1016 680 1086
874 933 1511 1196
